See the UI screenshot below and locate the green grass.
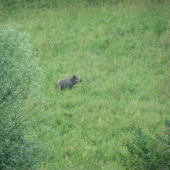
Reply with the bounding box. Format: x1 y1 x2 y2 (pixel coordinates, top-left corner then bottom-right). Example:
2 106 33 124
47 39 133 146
1 1 170 169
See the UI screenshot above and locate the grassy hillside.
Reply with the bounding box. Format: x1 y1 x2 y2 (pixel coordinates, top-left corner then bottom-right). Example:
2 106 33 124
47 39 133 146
1 1 170 169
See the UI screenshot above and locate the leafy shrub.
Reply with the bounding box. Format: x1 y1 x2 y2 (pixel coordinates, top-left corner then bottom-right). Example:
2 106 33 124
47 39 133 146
0 26 46 169
119 120 170 170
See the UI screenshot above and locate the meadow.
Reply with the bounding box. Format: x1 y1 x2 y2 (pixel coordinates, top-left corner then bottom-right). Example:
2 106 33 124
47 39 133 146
1 0 170 169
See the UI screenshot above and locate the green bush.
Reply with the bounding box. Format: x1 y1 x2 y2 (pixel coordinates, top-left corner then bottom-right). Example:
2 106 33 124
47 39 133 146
0 26 46 169
119 120 170 170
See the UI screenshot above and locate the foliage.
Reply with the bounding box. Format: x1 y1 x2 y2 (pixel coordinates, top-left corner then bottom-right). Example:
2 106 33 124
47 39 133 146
119 120 170 170
0 26 46 169
0 130 46 170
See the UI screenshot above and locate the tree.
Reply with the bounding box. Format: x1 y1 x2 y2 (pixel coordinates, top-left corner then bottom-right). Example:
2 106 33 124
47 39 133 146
0 26 46 169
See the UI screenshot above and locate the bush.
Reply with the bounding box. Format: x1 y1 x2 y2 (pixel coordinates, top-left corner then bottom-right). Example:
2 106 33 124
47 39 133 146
0 26 46 169
119 120 170 170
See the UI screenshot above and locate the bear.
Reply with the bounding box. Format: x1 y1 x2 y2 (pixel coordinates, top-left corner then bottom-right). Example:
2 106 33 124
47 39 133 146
56 75 81 91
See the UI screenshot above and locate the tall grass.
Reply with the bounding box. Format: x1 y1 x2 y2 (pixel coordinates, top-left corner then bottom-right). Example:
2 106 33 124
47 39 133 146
1 0 170 169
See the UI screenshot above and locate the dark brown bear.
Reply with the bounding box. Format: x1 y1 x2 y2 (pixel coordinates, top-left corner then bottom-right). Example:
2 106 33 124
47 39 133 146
56 75 81 90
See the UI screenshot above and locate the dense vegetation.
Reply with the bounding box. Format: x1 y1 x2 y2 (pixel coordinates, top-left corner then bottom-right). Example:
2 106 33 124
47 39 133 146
0 26 46 169
0 0 170 169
